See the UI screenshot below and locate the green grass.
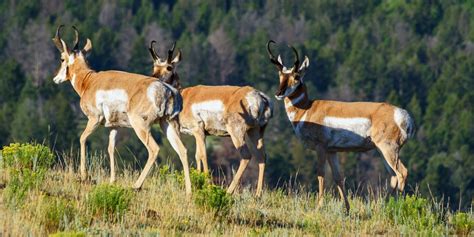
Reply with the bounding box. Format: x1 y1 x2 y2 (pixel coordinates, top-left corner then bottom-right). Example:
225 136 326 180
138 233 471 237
0 151 472 235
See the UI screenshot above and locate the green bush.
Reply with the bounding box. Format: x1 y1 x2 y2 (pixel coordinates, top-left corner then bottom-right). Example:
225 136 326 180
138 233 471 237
86 184 134 222
195 184 233 215
36 197 75 233
385 195 438 229
175 168 210 190
450 212 474 236
1 143 54 206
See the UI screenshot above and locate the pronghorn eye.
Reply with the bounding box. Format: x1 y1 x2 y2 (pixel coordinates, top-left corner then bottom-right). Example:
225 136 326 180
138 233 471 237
166 66 173 71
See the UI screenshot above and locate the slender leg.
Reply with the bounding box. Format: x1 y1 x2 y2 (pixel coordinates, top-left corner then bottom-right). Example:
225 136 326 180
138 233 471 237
192 129 208 173
226 125 252 195
108 129 117 183
316 148 327 208
129 116 160 190
327 153 350 213
161 120 192 195
380 153 398 191
377 142 407 192
246 127 266 197
79 117 99 181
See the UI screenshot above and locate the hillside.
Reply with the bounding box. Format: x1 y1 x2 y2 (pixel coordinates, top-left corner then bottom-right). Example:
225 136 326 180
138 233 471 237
0 144 472 235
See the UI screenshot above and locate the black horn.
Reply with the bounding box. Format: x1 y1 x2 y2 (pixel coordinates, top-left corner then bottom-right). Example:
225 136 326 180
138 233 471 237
267 40 283 70
52 25 65 52
149 40 159 61
72 26 80 51
167 41 176 63
289 45 300 71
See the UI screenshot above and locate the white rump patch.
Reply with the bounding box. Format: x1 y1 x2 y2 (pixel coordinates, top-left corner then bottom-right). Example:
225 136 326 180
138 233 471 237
394 108 414 140
96 89 129 127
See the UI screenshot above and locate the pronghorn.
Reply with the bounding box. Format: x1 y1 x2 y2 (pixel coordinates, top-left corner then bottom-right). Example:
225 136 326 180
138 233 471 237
148 41 273 197
266 40 415 212
51 25 192 194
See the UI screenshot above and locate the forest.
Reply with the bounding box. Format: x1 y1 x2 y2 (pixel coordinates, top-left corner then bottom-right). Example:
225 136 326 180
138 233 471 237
0 0 472 210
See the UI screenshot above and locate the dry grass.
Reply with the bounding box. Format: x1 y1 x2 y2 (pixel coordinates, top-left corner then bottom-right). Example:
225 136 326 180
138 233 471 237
0 153 472 236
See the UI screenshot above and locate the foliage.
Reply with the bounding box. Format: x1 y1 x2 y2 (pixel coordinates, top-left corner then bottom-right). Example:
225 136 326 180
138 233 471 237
450 212 474 236
174 168 210 190
34 196 75 233
385 195 439 230
195 184 234 215
86 184 134 222
1 143 54 206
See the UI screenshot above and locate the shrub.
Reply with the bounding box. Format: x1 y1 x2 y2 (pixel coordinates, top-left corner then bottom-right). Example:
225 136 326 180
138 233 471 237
36 197 75 233
86 184 134 222
450 212 474 236
195 184 233 215
1 143 54 206
385 195 438 229
175 168 210 190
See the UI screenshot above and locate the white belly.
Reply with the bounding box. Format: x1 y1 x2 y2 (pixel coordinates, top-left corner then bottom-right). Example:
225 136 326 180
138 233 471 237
322 116 372 149
95 89 131 127
191 100 228 136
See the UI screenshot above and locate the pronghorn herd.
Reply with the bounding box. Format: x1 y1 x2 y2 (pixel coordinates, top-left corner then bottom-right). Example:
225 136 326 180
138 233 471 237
52 25 415 212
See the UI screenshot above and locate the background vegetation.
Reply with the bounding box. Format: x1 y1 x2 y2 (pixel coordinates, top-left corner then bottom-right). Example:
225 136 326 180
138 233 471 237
0 0 472 211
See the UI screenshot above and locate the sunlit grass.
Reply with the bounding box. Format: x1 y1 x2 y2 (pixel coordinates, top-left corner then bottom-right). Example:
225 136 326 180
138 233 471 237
0 151 472 236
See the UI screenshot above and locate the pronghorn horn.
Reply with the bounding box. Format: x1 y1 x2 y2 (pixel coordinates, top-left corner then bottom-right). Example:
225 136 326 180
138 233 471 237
149 40 160 61
289 45 300 71
267 40 283 70
52 25 65 52
167 41 176 63
72 26 80 51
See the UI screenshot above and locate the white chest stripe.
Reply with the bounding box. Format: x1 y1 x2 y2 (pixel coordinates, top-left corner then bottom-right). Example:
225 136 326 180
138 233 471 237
323 116 371 137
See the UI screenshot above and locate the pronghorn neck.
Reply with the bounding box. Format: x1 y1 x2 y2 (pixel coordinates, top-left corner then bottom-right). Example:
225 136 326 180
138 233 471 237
69 61 95 97
283 84 311 121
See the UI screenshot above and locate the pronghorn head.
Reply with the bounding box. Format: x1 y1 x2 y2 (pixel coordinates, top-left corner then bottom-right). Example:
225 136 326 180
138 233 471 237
149 41 182 89
52 25 92 84
267 40 310 100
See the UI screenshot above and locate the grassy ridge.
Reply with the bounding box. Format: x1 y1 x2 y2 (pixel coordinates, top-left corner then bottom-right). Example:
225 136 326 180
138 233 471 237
0 145 472 235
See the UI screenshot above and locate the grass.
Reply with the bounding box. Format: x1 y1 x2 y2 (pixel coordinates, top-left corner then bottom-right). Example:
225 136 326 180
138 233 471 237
0 151 472 236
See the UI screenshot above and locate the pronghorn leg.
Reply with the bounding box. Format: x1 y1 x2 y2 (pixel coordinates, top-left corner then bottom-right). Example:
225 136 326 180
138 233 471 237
246 127 266 197
327 153 350 213
316 147 327 208
226 125 251 195
79 117 99 181
129 117 160 190
108 129 118 183
161 120 192 195
380 153 398 192
192 128 208 173
377 143 407 192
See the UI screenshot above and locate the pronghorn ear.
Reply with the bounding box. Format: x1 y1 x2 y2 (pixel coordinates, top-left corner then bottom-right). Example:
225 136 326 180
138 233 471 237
82 38 92 56
298 56 309 73
171 50 182 64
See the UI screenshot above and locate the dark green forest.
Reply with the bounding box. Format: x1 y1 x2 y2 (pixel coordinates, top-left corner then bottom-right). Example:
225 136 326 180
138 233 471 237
0 0 472 208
